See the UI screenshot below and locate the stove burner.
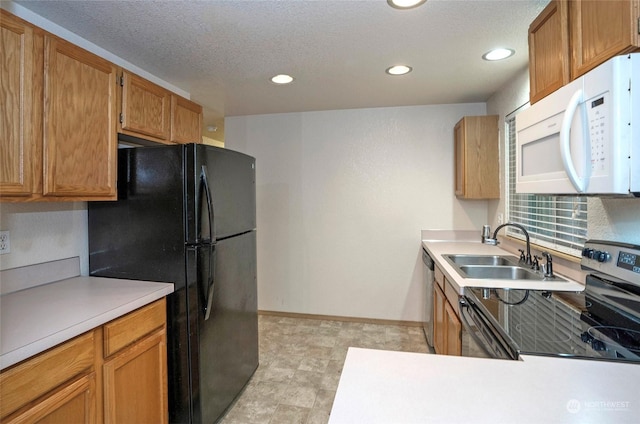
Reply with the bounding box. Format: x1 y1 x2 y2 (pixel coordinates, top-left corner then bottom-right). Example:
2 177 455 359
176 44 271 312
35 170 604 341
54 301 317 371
583 326 640 353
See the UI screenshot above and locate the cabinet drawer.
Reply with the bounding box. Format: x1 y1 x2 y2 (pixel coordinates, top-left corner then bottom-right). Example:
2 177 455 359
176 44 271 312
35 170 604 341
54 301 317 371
103 299 166 357
0 331 95 419
434 265 445 290
4 373 96 424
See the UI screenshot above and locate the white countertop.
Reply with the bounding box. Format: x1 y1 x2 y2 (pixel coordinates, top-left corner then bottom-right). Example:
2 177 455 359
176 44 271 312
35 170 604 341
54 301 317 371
330 348 640 424
0 277 174 370
422 240 585 293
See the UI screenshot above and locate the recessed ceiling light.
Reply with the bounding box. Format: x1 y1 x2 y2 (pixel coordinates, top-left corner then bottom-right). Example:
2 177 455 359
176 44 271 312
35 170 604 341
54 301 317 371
270 74 294 84
482 48 515 61
387 0 427 9
386 65 413 76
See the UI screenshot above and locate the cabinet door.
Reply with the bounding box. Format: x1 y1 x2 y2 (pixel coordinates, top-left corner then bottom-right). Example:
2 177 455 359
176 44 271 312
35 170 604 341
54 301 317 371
453 120 465 197
103 329 168 424
454 116 499 199
171 95 202 144
570 0 640 78
433 284 446 355
444 301 462 356
43 36 117 198
0 10 33 197
528 0 570 104
5 374 96 424
120 70 172 143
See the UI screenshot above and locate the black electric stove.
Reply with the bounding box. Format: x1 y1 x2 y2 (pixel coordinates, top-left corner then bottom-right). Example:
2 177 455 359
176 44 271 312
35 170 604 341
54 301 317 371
462 240 640 362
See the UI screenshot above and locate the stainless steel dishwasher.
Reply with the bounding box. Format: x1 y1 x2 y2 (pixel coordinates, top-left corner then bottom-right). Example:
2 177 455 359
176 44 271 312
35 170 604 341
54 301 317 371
422 247 435 347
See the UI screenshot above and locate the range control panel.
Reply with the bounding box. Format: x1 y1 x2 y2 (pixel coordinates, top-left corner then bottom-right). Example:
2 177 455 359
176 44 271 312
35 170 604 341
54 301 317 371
582 240 640 284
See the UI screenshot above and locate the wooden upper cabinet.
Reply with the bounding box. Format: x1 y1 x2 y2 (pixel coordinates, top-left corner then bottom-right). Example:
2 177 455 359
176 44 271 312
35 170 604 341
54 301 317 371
528 0 640 103
43 35 117 199
120 71 172 143
119 71 203 145
0 10 34 197
454 115 500 199
528 0 570 104
171 95 203 144
570 0 640 78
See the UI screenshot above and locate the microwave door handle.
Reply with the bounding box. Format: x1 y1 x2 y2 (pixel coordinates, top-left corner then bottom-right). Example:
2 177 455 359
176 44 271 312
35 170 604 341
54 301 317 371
560 89 587 193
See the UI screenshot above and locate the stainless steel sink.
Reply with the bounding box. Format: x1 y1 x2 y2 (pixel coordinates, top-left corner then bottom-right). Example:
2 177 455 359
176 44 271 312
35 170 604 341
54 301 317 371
458 265 542 280
444 254 518 266
443 254 565 281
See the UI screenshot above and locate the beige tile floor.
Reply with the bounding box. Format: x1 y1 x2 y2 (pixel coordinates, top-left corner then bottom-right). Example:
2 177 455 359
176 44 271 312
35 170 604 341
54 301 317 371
219 314 431 424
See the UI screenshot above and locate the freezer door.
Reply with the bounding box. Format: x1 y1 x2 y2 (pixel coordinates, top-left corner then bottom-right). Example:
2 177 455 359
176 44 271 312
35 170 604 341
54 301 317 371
185 144 256 242
191 231 258 424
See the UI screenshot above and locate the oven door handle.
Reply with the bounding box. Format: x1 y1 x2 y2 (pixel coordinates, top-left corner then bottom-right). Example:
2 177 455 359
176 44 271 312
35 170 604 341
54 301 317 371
459 297 500 359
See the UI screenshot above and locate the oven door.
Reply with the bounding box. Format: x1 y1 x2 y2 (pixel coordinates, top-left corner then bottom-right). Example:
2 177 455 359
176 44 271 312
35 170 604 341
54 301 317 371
459 296 515 360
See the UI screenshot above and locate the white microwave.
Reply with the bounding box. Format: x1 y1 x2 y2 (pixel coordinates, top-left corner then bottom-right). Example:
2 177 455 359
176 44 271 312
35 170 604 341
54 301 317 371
515 53 639 196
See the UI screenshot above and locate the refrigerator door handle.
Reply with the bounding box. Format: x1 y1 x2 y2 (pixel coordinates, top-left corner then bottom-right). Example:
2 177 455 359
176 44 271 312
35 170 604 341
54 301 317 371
203 244 216 321
199 165 216 242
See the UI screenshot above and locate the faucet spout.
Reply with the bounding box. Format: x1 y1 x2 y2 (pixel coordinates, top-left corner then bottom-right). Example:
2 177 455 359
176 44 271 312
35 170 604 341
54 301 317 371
491 222 533 265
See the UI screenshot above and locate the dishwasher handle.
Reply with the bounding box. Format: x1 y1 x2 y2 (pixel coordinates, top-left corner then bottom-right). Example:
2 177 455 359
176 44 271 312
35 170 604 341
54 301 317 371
422 248 435 270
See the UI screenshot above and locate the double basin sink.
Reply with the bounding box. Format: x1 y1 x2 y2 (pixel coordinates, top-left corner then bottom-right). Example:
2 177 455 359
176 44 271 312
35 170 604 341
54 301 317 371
443 254 565 281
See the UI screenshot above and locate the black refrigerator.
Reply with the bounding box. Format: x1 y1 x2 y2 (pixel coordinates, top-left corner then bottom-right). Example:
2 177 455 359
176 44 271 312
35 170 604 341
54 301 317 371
88 143 258 424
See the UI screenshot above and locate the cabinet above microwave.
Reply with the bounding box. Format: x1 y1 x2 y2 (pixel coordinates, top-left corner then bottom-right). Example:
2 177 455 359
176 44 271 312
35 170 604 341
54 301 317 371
515 54 639 196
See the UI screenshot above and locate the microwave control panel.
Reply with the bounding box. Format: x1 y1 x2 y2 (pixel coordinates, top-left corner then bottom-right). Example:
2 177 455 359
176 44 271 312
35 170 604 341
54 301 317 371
587 92 609 175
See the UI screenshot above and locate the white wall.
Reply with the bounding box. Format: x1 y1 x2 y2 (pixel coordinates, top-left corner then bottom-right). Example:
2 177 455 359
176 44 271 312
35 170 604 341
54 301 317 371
0 203 88 275
226 104 488 321
486 68 640 245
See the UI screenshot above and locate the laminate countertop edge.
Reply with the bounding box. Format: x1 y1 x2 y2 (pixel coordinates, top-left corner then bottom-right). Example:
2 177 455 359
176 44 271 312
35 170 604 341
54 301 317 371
0 277 174 370
329 347 640 424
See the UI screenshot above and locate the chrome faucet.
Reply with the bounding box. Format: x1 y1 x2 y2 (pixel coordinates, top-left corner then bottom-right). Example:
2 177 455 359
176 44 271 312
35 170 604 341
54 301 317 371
482 222 533 266
541 251 554 278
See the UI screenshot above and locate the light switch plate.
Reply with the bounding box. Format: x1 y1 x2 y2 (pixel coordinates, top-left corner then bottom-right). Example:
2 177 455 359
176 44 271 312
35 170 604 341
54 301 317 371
0 231 11 254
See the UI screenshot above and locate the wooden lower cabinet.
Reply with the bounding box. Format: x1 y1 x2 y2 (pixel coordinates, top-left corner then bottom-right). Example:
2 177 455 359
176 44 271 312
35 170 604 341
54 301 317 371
444 301 462 356
433 266 462 356
433 284 446 355
103 330 167 424
6 374 97 424
0 299 167 424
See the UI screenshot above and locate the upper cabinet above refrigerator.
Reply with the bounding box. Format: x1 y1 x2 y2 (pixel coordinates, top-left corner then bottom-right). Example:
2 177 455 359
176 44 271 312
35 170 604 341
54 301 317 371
119 70 203 145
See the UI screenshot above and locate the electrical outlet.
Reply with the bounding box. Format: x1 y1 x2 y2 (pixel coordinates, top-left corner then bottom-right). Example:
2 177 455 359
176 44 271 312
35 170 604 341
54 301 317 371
497 213 504 225
0 231 11 254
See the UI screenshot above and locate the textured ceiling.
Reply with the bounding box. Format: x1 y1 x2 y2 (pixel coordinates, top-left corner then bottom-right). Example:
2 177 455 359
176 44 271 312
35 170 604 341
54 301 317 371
13 0 548 138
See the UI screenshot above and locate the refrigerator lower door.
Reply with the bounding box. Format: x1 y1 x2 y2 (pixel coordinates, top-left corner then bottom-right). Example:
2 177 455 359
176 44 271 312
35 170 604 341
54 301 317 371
191 231 258 423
